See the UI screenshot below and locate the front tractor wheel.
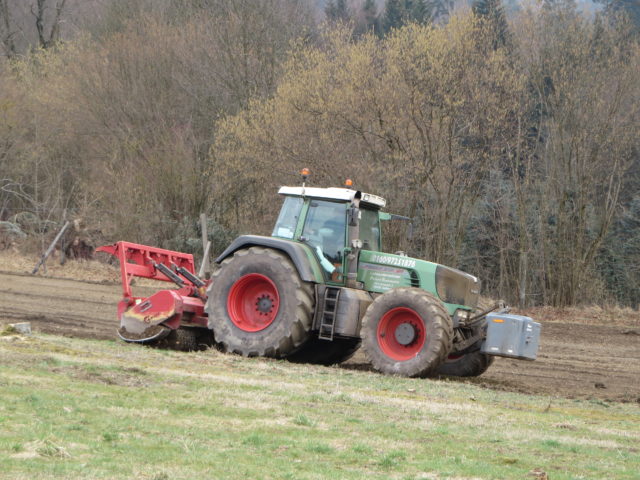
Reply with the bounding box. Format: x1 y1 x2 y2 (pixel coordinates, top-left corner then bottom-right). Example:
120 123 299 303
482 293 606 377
205 247 314 357
436 351 494 377
362 288 453 377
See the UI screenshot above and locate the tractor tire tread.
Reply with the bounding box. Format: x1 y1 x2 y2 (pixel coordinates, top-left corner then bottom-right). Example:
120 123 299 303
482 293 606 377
362 287 453 378
436 351 494 377
206 247 313 358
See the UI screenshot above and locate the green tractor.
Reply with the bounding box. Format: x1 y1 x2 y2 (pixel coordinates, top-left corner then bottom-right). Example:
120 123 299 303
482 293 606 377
100 172 539 377
201 175 540 377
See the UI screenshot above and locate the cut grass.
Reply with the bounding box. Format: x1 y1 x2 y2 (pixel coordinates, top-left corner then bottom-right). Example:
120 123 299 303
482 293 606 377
0 334 638 480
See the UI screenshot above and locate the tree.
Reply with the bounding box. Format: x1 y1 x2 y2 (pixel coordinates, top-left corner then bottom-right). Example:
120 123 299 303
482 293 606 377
431 0 455 21
595 0 640 32
410 0 431 24
325 0 350 23
0 0 69 57
211 16 527 268
382 0 432 33
362 0 379 32
598 196 640 307
0 0 317 253
382 0 404 32
32 0 67 49
0 0 17 57
503 6 640 306
541 0 577 12
472 0 510 49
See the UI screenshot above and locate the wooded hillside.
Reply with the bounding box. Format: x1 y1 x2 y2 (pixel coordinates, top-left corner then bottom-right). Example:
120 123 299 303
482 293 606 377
1 0 639 308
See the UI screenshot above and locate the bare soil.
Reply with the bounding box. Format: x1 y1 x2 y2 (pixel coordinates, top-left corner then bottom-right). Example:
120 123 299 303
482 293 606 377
1 270 639 403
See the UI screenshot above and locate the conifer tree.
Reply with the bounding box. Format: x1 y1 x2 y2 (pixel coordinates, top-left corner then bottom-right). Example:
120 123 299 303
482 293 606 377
431 0 455 20
325 0 351 23
411 0 431 24
382 0 432 33
595 0 640 33
362 0 380 32
472 0 510 49
382 0 404 32
541 0 577 13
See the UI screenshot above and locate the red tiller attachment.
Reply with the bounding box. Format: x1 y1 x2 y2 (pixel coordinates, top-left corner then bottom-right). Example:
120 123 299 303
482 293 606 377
97 241 209 343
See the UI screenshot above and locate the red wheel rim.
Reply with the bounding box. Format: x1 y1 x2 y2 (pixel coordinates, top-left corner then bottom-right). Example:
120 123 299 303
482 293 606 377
376 307 426 361
227 274 280 332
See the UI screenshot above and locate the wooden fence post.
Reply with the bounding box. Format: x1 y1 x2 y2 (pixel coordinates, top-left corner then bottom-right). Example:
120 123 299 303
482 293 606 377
199 214 212 279
32 221 70 274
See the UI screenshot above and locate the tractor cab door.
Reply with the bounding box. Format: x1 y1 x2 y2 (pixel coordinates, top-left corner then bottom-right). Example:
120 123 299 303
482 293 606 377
301 200 348 283
358 207 382 252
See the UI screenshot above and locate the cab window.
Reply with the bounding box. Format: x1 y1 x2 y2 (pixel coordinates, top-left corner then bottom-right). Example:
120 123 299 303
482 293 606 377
272 196 303 239
302 200 347 264
359 207 381 251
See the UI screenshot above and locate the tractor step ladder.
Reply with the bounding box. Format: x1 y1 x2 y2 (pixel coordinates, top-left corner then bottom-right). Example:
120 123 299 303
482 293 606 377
318 287 341 341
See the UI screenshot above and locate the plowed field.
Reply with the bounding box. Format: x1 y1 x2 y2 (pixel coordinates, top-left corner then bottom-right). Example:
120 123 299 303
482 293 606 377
1 271 639 403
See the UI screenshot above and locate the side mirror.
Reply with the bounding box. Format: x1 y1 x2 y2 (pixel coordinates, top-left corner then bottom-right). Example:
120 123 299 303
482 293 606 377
347 206 360 227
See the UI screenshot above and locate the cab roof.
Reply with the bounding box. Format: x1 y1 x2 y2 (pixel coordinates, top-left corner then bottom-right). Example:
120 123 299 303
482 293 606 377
278 186 386 208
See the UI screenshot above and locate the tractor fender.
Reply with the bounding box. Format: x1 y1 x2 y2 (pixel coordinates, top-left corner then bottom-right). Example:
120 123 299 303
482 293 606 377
215 235 324 283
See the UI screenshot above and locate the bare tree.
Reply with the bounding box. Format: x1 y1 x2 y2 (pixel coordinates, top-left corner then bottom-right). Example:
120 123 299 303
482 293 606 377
0 0 69 57
0 0 17 57
31 0 67 49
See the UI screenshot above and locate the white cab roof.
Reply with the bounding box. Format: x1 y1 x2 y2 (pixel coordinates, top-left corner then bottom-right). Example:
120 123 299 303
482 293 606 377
278 186 386 208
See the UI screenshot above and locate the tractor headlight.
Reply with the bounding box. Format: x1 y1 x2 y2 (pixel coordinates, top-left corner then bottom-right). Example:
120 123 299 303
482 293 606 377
453 309 471 327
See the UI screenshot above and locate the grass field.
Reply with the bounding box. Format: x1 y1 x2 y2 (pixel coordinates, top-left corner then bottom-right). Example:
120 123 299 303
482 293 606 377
0 332 638 480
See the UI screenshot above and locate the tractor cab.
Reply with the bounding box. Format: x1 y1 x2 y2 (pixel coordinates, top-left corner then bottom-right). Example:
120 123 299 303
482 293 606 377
271 183 482 315
272 186 386 282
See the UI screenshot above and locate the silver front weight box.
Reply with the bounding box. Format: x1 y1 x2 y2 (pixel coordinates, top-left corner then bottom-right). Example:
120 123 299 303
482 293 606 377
481 313 541 360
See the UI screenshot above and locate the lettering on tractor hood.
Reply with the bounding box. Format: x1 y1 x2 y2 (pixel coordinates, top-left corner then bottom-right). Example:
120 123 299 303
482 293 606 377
370 254 416 269
359 262 412 291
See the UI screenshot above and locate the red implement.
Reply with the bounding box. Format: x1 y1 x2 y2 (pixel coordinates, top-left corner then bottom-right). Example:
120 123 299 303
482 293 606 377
97 241 209 343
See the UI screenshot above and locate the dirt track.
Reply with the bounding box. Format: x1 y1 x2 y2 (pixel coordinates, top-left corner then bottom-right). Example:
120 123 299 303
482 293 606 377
1 271 639 403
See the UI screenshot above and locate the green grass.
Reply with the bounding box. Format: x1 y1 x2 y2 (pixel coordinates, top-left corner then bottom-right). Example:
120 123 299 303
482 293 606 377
0 334 638 480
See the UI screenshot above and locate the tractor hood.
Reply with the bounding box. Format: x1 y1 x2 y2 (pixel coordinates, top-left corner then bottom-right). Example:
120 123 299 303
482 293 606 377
357 250 480 310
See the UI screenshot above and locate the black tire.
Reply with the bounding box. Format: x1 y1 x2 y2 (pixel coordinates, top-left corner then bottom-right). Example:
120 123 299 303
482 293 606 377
205 247 314 357
287 337 361 366
361 288 453 377
436 351 494 377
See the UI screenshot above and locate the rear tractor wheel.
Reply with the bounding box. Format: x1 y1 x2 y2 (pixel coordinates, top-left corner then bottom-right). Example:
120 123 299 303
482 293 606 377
361 288 453 377
205 247 314 357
